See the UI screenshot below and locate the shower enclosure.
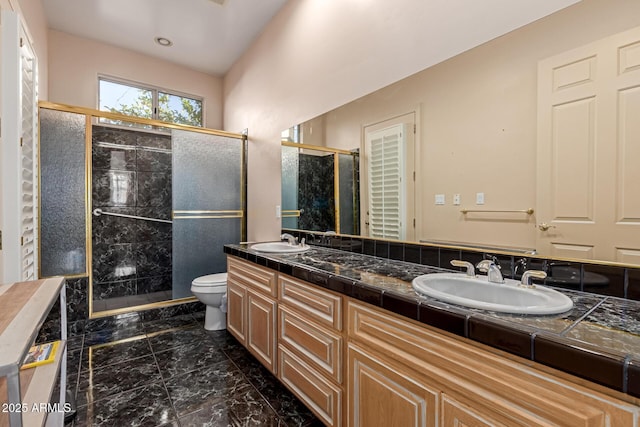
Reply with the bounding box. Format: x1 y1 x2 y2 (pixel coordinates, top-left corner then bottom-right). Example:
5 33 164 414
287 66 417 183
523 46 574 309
281 142 360 235
39 103 246 317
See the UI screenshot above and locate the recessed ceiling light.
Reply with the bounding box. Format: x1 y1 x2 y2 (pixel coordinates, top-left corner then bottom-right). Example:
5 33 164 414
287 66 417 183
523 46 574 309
155 37 173 47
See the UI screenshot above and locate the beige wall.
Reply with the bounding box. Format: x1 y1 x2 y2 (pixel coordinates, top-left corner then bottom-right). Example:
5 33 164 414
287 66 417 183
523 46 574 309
47 30 223 128
225 0 640 246
222 0 580 242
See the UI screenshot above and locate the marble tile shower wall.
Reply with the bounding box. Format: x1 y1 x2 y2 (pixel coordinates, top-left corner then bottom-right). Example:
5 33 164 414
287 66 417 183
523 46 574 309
298 153 335 232
288 230 640 301
92 126 172 301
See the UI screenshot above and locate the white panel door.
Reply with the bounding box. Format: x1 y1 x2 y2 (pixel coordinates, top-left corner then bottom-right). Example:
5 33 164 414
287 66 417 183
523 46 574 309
537 26 640 263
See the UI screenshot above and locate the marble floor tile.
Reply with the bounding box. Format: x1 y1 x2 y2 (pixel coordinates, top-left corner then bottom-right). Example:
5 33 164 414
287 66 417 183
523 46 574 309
154 340 229 380
67 335 85 351
73 383 176 427
226 352 318 426
80 337 152 371
165 359 249 417
144 313 200 334
178 403 237 427
178 383 284 427
76 354 162 408
66 317 320 427
147 325 209 351
83 324 147 347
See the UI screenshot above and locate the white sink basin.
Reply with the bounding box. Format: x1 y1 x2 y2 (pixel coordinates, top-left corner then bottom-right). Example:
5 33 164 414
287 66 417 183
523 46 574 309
412 273 573 315
250 241 310 254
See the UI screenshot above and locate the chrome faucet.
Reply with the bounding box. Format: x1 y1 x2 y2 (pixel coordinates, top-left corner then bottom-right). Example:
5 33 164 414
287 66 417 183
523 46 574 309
450 260 475 276
281 233 297 246
476 260 504 284
520 270 547 288
321 230 336 245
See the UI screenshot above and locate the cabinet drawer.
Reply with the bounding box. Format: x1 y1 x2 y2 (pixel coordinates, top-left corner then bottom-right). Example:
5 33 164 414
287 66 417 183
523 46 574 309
279 305 343 384
278 345 342 427
228 256 277 297
279 274 342 330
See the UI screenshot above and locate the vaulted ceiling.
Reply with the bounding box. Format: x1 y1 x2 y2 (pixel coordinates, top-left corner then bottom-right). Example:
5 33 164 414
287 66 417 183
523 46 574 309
42 0 289 76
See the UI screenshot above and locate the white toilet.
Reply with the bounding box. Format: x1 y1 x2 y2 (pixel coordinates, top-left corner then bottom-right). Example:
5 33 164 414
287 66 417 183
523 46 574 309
190 273 228 331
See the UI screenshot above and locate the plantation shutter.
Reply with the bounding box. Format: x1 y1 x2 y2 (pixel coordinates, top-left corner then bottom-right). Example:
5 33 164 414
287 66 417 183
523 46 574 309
367 124 405 240
20 33 38 280
1 11 39 282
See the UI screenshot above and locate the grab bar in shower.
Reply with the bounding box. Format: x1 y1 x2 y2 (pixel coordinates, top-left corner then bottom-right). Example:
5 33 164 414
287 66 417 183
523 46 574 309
92 208 173 224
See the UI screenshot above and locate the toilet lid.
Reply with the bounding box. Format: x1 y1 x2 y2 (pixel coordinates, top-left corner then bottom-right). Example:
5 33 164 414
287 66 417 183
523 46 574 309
192 272 228 286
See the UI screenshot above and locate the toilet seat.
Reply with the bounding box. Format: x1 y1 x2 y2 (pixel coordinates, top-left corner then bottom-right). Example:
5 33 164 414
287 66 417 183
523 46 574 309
191 273 227 294
192 273 227 286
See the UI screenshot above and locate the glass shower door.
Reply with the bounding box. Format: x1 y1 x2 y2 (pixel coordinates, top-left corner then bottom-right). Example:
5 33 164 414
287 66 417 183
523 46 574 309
172 130 244 299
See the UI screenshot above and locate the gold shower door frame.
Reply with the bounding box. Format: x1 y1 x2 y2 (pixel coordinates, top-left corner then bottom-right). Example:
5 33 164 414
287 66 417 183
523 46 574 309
38 101 247 319
281 141 359 234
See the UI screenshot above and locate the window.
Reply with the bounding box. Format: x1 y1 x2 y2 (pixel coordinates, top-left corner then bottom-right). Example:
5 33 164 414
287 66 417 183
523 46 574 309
98 77 203 128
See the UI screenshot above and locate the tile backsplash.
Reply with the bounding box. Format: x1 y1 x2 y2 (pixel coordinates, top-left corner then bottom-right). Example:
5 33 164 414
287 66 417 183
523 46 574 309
286 230 640 301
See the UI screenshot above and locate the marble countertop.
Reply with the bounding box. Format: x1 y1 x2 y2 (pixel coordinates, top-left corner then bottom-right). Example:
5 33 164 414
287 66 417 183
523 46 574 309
224 243 640 398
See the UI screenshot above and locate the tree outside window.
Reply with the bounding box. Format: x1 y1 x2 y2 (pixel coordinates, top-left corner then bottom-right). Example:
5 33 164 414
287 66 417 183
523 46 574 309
98 78 203 128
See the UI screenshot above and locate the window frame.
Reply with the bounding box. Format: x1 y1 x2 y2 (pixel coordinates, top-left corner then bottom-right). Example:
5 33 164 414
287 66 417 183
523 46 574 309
97 74 205 128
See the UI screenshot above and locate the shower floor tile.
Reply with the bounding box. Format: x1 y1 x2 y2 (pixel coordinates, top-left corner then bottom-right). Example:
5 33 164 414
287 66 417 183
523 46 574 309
69 312 321 426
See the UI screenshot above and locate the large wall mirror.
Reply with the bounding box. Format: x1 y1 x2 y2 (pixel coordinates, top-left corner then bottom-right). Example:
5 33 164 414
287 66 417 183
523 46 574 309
281 0 640 267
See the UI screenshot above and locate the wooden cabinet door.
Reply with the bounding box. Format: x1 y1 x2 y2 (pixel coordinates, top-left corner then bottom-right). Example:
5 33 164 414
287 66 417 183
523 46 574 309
247 288 277 373
226 280 246 345
347 343 437 427
442 394 528 427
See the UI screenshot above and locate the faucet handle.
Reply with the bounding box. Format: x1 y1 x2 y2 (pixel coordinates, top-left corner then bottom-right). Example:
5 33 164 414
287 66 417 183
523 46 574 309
520 270 547 288
475 259 496 272
280 233 297 245
450 260 475 276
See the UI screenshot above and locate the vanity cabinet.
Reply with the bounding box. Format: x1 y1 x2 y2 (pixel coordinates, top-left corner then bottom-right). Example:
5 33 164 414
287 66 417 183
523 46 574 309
227 257 277 373
277 274 344 426
347 300 638 427
227 255 640 427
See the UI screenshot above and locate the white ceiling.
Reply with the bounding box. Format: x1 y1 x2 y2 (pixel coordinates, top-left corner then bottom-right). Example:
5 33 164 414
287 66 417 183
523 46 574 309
42 0 289 76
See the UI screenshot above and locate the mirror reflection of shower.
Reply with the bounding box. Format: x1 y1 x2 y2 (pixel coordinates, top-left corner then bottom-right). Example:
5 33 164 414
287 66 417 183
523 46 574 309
281 141 360 235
